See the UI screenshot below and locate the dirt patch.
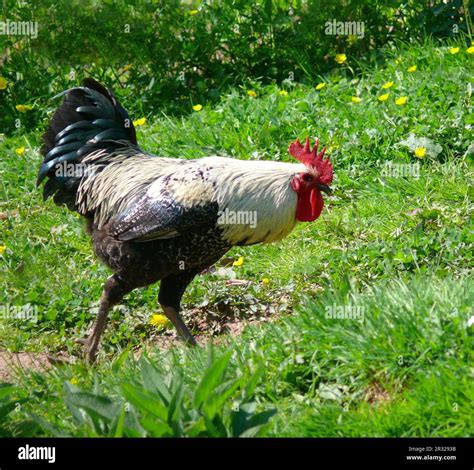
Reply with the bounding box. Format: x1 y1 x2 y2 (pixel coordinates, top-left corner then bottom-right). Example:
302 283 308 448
0 351 53 382
364 383 391 405
0 316 265 380
0 296 286 378
147 313 279 350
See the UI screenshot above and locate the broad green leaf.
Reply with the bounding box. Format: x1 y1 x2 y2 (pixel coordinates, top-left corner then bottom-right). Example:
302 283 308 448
140 357 171 404
231 402 276 437
121 383 168 421
0 400 17 421
112 347 132 373
239 409 277 437
65 391 118 424
28 412 69 437
193 349 233 409
184 416 207 437
110 404 126 437
167 380 184 436
202 377 242 419
0 384 15 400
139 415 173 437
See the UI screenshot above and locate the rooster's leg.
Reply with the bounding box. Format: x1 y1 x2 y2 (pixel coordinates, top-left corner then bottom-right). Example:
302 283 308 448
84 274 134 363
159 273 198 346
162 306 197 346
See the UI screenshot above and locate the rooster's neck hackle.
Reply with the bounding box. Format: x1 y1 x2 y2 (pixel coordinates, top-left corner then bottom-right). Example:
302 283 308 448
197 157 306 245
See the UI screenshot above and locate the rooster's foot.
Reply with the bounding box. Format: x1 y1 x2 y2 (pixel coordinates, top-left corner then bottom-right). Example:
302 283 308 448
74 335 99 364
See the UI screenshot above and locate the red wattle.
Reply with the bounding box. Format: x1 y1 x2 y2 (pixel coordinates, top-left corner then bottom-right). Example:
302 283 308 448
296 188 324 222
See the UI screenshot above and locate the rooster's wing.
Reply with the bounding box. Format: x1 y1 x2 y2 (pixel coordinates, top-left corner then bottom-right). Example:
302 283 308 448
106 186 218 242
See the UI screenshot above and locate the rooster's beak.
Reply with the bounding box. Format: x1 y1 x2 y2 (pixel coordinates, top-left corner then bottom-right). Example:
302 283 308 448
317 183 332 195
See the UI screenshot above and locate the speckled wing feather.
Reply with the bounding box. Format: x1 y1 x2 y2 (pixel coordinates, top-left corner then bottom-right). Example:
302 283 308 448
107 187 219 242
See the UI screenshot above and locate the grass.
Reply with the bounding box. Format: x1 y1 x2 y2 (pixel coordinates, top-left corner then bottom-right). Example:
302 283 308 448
0 37 473 437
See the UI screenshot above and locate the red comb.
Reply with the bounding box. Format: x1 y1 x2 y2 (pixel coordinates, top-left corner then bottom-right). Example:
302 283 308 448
288 136 333 185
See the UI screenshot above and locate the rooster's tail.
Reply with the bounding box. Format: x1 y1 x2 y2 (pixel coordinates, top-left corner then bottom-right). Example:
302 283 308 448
37 78 138 210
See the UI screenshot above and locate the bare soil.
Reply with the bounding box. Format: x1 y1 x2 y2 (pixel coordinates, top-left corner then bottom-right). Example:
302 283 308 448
0 351 52 382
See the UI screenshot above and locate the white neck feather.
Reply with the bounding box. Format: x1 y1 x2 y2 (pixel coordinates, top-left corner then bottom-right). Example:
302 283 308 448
203 157 306 245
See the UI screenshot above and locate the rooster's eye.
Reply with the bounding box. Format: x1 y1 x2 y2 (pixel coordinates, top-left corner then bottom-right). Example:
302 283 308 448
302 174 313 182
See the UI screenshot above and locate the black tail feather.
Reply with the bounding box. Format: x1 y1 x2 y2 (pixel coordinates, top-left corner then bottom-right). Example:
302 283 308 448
38 79 138 209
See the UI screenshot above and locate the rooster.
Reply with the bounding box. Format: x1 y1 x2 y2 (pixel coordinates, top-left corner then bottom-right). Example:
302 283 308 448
38 79 333 362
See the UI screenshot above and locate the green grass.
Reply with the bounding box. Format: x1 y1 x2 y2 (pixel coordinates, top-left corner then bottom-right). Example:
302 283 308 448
0 37 473 437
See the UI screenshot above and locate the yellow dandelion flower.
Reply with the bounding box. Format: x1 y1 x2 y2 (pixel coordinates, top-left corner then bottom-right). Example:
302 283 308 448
347 34 358 45
414 147 426 158
278 90 288 96
0 77 7 90
192 104 203 111
70 377 79 385
395 96 408 105
15 104 33 112
466 46 474 54
247 90 257 98
189 9 198 15
150 314 168 328
15 146 25 156
449 47 459 55
233 256 244 267
407 65 417 73
351 96 362 103
0 245 6 255
335 53 347 64
378 93 390 102
133 117 147 126
262 278 270 285
315 83 326 90
382 81 394 89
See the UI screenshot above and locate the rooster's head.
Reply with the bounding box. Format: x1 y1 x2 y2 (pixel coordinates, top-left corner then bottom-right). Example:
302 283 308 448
288 137 333 222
